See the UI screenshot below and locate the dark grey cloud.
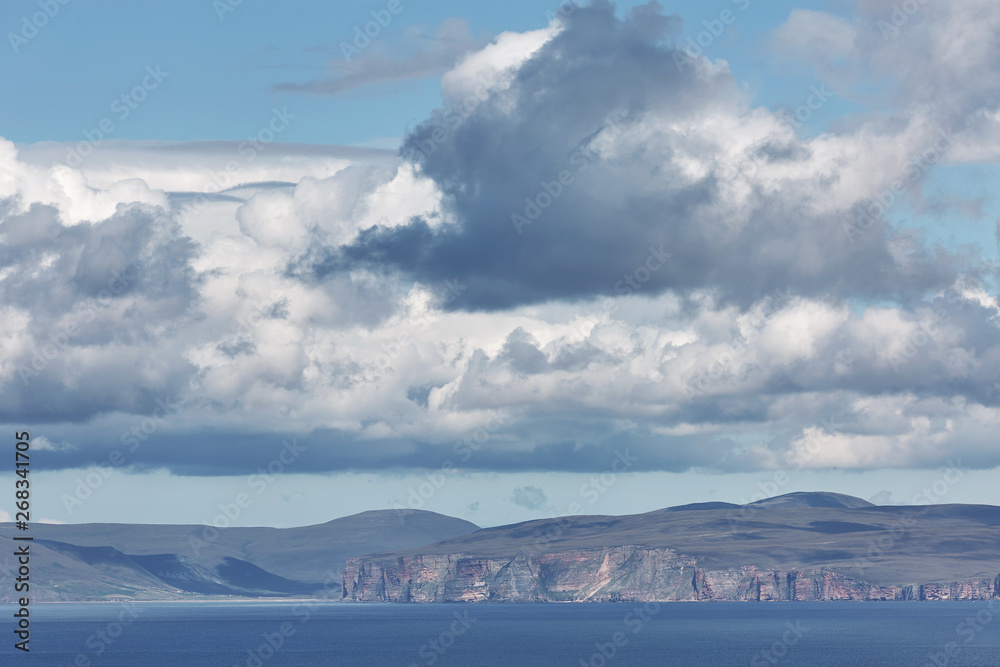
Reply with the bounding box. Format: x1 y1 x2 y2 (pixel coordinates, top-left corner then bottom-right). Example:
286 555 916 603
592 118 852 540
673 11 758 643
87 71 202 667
34 423 728 476
302 0 963 312
0 202 199 422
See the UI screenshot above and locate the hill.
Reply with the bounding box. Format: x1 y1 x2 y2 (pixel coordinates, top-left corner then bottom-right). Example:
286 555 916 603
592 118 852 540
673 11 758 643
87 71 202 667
0 509 479 602
9 492 1000 603
342 493 1000 603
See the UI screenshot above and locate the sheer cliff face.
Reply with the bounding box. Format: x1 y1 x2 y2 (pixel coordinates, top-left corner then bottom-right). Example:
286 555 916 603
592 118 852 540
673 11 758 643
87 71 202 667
342 546 1000 603
342 547 698 602
342 496 1000 603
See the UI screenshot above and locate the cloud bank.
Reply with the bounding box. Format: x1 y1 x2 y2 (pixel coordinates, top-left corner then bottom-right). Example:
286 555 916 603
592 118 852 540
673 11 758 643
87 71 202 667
2 1 998 479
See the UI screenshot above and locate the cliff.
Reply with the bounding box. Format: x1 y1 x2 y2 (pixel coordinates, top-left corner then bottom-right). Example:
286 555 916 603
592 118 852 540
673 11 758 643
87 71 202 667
341 493 1000 603
343 546 1000 603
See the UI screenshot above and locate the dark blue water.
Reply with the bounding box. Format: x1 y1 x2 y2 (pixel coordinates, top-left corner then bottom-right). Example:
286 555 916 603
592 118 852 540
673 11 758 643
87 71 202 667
3 601 1000 666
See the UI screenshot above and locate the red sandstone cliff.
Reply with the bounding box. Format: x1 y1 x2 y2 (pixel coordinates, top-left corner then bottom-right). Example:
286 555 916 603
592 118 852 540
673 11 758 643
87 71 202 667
342 546 1000 603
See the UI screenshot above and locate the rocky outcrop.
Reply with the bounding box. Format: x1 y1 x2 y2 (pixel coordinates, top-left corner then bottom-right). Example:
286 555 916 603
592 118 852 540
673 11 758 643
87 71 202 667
918 579 997 601
342 546 1000 603
342 547 696 602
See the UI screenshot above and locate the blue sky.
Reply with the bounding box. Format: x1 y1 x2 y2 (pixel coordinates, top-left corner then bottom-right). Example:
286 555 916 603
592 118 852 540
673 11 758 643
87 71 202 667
2 0 837 146
5 0 990 251
2 0 999 529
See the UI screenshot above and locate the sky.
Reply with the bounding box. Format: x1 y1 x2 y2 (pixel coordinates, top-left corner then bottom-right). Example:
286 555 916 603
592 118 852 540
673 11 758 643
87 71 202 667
1 0 999 529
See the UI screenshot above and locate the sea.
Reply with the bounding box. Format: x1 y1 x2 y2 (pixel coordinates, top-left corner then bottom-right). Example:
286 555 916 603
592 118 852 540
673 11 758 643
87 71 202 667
3 601 1000 666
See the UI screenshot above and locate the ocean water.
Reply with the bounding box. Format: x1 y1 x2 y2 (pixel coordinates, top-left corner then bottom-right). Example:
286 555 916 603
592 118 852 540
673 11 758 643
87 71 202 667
3 600 1000 666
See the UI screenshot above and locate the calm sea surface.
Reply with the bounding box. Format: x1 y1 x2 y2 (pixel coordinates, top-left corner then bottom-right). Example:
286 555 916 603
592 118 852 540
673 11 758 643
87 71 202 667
3 601 1000 666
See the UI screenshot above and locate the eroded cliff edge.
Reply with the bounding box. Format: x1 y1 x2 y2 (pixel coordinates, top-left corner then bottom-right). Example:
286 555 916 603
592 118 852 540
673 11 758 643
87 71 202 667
342 546 1000 602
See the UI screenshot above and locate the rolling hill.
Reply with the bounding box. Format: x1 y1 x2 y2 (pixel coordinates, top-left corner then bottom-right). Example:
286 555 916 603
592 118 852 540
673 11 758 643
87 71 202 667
0 509 479 602
7 493 1000 603
342 492 1000 602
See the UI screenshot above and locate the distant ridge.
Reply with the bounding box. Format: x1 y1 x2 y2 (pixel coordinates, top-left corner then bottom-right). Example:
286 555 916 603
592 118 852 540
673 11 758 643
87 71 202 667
666 501 742 512
666 492 875 512
746 491 875 509
0 509 480 602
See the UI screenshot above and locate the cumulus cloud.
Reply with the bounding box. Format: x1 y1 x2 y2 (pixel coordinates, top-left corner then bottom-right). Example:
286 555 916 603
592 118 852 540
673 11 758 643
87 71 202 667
772 0 1000 161
309 1 962 311
2 1 1000 480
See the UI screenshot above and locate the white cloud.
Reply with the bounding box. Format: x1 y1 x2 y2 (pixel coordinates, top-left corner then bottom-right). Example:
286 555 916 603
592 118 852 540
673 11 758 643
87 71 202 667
441 25 560 103
3 2 1000 478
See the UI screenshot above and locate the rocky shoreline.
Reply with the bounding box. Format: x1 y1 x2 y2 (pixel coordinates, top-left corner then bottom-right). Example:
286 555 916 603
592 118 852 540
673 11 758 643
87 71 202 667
342 546 1000 603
